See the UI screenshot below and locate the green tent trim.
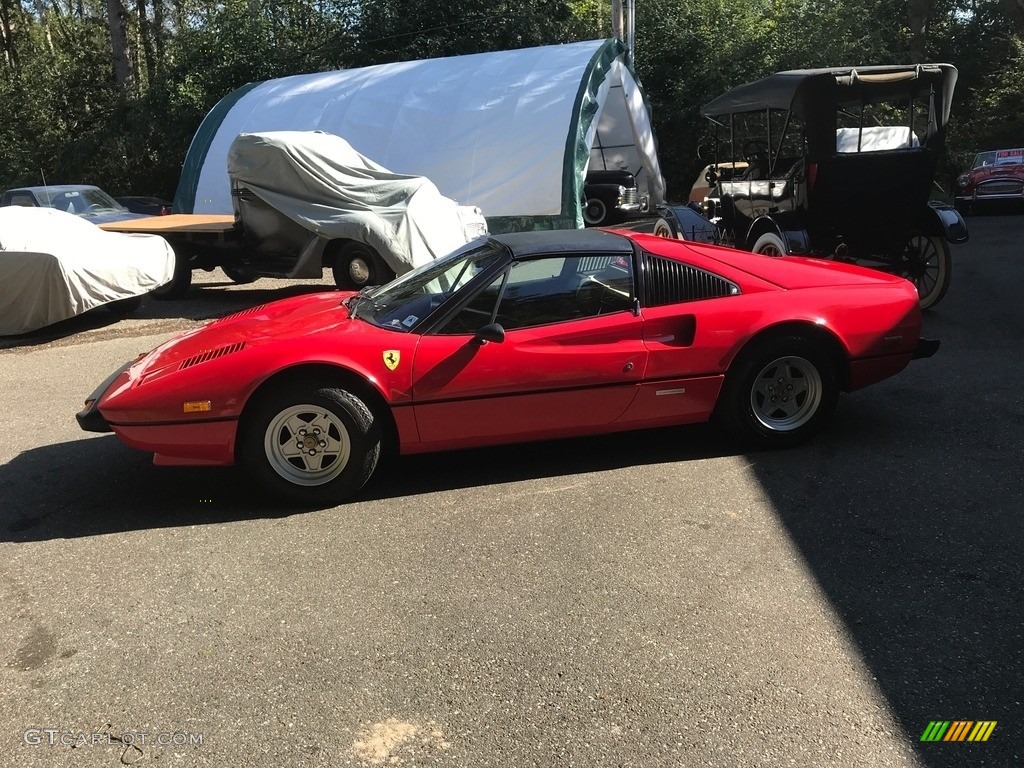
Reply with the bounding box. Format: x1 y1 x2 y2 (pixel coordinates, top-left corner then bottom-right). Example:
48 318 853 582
173 82 259 214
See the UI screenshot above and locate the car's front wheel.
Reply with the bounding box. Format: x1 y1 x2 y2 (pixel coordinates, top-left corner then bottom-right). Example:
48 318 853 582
717 334 839 449
653 217 676 239
897 234 951 310
241 383 381 505
583 196 609 226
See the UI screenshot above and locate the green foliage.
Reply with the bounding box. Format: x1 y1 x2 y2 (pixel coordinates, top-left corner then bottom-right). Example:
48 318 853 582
355 0 589 63
0 0 1021 201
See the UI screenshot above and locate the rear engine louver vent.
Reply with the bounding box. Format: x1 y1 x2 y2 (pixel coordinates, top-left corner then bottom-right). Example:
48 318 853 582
641 253 739 307
178 342 246 370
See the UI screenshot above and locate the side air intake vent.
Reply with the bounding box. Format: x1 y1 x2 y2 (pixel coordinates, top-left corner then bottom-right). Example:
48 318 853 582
179 342 246 370
640 253 739 307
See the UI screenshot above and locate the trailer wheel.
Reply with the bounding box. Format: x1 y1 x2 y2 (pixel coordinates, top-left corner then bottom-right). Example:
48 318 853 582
222 264 259 284
152 248 192 300
332 242 394 290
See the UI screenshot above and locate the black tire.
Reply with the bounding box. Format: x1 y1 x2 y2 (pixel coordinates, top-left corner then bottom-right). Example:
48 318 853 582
897 234 951 310
717 334 839 449
152 248 193 300
222 264 259 284
240 383 381 506
331 241 394 290
103 295 143 316
751 231 787 256
583 196 609 226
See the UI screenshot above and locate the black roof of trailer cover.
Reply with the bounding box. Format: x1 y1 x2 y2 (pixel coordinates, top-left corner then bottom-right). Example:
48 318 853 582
700 64 958 126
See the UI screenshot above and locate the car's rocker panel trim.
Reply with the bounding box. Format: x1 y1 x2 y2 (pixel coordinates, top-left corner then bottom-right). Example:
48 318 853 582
401 372 727 408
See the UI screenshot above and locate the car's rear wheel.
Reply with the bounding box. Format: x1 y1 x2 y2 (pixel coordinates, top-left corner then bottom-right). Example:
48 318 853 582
332 242 393 290
897 234 950 310
241 383 381 506
751 232 787 256
717 334 839 449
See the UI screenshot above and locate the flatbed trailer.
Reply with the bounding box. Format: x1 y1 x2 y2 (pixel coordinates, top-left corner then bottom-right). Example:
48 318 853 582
99 213 236 236
100 214 243 298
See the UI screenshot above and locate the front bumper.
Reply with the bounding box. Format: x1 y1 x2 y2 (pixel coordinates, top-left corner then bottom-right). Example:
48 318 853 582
75 359 133 433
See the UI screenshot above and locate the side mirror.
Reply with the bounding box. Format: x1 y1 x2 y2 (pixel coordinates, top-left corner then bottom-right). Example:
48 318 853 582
705 168 719 185
472 322 505 345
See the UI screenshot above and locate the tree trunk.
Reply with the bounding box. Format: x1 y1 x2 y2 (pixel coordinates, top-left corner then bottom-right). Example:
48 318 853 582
153 0 164 70
908 0 931 62
0 0 19 70
137 0 155 85
106 0 134 89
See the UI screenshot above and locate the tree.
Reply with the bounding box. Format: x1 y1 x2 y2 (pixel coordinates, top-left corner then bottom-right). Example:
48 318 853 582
106 0 133 88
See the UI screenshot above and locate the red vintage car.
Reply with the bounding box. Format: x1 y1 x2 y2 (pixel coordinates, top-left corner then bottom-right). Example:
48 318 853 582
77 229 936 505
956 148 1024 212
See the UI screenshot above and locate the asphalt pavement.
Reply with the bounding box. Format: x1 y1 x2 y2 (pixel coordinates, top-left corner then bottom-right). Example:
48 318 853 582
1 217 1020 767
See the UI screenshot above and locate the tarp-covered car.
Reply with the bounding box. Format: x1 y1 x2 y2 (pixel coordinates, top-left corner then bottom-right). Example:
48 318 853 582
0 207 175 335
227 131 489 288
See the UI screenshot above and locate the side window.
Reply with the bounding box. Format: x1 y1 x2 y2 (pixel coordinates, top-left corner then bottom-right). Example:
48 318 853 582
640 252 739 307
836 92 931 152
7 192 38 207
435 253 634 334
436 271 506 335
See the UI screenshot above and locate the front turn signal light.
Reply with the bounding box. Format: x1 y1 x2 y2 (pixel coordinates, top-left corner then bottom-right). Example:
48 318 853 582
183 400 212 413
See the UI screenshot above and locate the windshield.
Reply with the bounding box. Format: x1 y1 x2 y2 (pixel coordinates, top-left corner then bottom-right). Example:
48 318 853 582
41 187 126 213
351 239 504 330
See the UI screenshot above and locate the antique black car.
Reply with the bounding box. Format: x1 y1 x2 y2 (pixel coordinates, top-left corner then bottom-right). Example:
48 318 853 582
697 64 968 308
582 169 642 226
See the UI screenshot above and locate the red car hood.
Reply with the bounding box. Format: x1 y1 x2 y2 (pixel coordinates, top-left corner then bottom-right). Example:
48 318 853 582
134 291 360 379
967 164 1024 183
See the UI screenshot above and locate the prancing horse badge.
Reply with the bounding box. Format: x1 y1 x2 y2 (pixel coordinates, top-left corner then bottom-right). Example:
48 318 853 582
383 350 400 371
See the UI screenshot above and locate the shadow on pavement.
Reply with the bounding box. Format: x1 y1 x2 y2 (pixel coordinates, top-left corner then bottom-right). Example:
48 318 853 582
744 216 1023 767
0 423 736 543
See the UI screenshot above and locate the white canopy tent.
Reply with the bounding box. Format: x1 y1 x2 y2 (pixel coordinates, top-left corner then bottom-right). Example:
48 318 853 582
175 39 664 232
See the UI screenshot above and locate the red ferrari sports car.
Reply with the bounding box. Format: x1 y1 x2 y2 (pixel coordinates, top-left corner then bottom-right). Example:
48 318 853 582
78 229 936 505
